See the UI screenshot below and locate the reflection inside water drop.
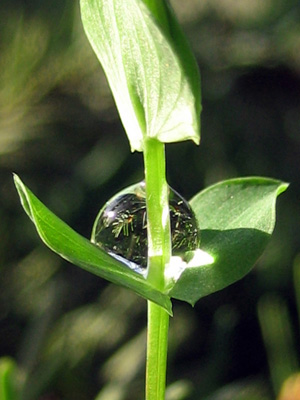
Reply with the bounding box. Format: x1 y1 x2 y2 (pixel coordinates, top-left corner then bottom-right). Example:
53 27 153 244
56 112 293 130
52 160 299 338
91 182 200 273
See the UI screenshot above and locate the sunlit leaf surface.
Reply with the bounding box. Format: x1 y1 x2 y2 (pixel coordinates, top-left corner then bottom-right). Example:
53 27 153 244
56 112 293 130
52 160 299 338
80 0 201 151
168 177 288 305
13 174 172 314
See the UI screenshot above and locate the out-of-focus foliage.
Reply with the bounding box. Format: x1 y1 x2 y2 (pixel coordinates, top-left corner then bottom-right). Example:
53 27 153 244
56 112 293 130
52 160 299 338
0 357 19 400
1 0 300 399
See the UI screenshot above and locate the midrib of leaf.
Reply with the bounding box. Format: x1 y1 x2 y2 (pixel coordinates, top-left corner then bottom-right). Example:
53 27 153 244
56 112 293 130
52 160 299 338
155 73 184 137
125 2 149 128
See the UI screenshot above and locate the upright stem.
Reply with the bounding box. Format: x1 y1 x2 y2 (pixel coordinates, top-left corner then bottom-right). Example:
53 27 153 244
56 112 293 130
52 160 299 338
143 138 172 400
146 303 169 400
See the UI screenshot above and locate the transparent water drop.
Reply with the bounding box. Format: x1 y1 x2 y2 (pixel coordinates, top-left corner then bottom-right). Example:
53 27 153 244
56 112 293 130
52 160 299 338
91 182 200 273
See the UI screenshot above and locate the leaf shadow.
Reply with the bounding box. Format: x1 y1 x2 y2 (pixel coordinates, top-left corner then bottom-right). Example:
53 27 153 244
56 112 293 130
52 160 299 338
170 227 271 303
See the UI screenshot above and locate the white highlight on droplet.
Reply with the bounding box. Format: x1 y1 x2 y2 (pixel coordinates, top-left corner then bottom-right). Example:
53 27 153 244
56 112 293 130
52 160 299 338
106 211 115 219
165 249 214 284
162 203 169 230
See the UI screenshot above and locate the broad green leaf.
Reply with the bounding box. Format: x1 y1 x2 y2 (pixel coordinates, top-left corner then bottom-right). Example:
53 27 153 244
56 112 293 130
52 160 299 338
168 177 288 305
80 0 201 152
13 175 172 314
0 358 18 400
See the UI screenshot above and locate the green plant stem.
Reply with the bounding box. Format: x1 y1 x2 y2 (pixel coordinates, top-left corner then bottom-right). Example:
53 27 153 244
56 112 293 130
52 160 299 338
146 302 169 400
144 138 171 289
143 138 171 400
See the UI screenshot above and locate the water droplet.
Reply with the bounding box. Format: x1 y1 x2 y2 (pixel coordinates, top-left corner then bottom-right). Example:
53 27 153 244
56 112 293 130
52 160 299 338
91 182 200 272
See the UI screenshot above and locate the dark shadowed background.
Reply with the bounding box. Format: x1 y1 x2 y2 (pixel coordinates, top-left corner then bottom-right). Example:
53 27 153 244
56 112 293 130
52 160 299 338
1 0 300 399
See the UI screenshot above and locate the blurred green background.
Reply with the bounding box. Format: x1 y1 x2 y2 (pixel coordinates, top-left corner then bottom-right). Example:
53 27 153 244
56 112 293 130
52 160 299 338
1 0 300 399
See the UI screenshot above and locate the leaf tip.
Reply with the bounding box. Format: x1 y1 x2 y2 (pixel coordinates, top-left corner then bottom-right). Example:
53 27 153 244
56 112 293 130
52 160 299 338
192 135 200 146
13 173 25 197
13 174 33 220
12 172 20 184
277 182 289 196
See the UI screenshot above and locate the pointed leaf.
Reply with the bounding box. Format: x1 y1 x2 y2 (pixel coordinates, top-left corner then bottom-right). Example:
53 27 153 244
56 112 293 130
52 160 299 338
13 175 172 314
80 0 201 151
168 177 288 305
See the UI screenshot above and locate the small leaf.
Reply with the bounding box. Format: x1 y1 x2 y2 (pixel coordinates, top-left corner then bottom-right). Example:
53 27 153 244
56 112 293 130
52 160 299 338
168 177 288 305
80 0 201 152
0 357 18 400
13 175 172 314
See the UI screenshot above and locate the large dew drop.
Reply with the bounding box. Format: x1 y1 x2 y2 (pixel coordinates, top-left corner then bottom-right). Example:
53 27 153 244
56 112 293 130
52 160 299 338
91 182 200 272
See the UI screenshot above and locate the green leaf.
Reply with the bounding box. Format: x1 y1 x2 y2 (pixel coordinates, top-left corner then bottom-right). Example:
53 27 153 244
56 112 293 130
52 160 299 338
168 177 288 305
0 358 18 400
80 0 201 152
13 174 172 315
